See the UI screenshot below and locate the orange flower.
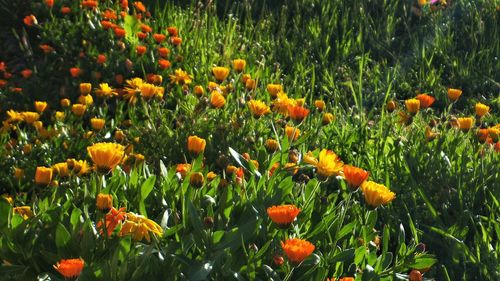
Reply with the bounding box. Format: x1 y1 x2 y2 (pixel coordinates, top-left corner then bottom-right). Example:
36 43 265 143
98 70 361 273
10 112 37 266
54 258 84 279
343 165 369 189
210 91 226 108
97 207 126 236
158 59 171 70
187 135 206 155
114 27 126 37
405 98 420 114
45 0 54 7
288 105 309 122
232 59 246 72
101 20 114 30
82 0 98 8
167 26 178 36
136 45 147 56
35 166 53 185
153 33 166 43
137 31 147 39
97 54 107 64
267 84 283 98
133 1 146 12
24 15 37 26
21 69 32 78
69 67 81 78
61 6 71 14
96 193 113 212
415 94 435 109
447 88 462 102
475 102 490 117
87 142 125 174
285 125 300 141
34 101 48 113
39 44 54 54
212 67 230 82
281 238 315 265
171 36 182 46
158 47 170 58
316 149 343 179
176 163 191 178
267 205 301 226
386 100 397 112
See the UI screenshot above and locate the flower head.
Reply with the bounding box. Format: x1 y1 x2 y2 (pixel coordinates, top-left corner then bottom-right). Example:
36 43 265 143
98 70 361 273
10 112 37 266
361 181 396 208
415 94 435 109
232 59 246 72
267 205 301 227
285 125 301 141
169 69 193 85
96 194 113 213
248 100 270 118
281 238 315 265
187 135 206 155
316 149 343 179
13 206 33 220
120 212 163 242
210 91 226 108
405 98 420 114
95 83 117 98
97 207 126 236
457 117 474 131
288 105 310 123
53 258 84 279
35 166 53 185
267 84 283 98
475 103 490 117
87 142 125 174
343 165 369 189
34 101 48 113
447 88 462 102
212 66 230 82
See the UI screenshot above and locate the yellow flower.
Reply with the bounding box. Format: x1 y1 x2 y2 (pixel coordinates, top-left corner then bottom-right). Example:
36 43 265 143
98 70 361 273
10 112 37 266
52 162 69 177
80 83 92 95
322 113 335 125
475 103 490 117
272 93 296 115
13 206 33 220
193 85 204 97
95 83 117 98
232 59 246 72
72 104 86 117
303 151 318 165
210 91 226 108
21 111 40 124
123 78 145 104
67 159 91 176
189 172 204 188
361 181 396 208
34 101 48 113
285 125 300 141
87 142 125 174
35 166 53 185
140 83 163 99
55 111 65 121
90 118 105 131
315 149 343 179
60 98 71 107
1 194 13 205
248 100 270 118
265 139 280 153
187 135 206 155
267 84 283 98
212 66 230 82
96 193 113 212
457 117 474 131
6 110 23 123
405 99 420 114
447 88 462 102
169 68 193 85
314 100 325 111
245 78 257 90
119 212 163 242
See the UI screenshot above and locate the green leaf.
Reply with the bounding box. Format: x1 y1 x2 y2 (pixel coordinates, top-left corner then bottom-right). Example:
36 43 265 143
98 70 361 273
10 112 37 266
330 248 355 264
123 15 139 44
55 223 71 248
263 265 282 281
408 256 437 270
187 261 214 281
141 176 156 200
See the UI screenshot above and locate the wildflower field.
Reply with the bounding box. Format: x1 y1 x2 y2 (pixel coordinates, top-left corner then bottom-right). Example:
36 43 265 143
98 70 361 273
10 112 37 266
0 0 498 280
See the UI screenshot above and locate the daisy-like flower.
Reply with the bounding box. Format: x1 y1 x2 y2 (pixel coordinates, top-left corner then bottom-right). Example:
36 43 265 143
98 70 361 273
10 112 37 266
169 69 193 85
53 258 84 279
361 181 396 208
267 205 301 227
119 212 163 242
315 149 343 179
281 238 315 265
95 83 117 98
87 142 125 174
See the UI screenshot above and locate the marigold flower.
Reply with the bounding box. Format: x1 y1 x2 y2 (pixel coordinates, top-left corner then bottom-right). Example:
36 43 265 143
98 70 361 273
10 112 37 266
133 1 146 12
405 98 420 114
70 67 81 78
316 149 343 179
171 36 182 46
158 59 171 70
60 98 71 107
87 142 125 174
120 212 163 242
314 100 325 111
114 27 126 37
167 26 178 36
39 44 54 54
415 94 435 109
35 166 53 185
288 105 310 122
425 127 439 142
82 0 98 8
245 78 257 90
187 135 206 155
90 118 105 131
267 84 283 98
34 101 48 113
212 66 230 82
169 69 193 85
281 238 315 265
153 33 166 43
361 181 396 208
457 117 474 131
343 165 369 189
248 100 270 118
447 88 462 102
13 206 33 220
189 172 204 188
272 93 296 115
79 83 92 95
1 194 13 205
95 83 117 98
52 162 69 177
122 77 144 104
265 139 280 153
21 69 32 78
302 151 318 165
210 91 226 108
322 113 335 125
54 258 84 279
386 100 396 112
78 94 93 106
176 163 191 178
97 54 107 64
232 59 246 72
72 104 86 117
285 125 300 141
136 45 147 56
97 207 126 236
475 102 490 117
267 205 301 227
488 127 499 142
96 193 113 212
24 15 37 26
158 47 170 58
140 83 163 99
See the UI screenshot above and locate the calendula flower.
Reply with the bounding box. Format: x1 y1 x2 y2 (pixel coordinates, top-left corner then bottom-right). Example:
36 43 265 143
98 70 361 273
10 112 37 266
24 15 37 26
361 181 396 208
457 117 474 131
212 66 230 82
265 139 280 152
54 110 64 121
193 85 204 97
147 74 163 85
78 94 93 106
90 118 105 131
167 26 178 36
303 151 318 165
272 93 296 115
245 78 257 90
52 162 69 177
488 127 499 142
1 194 13 205
69 67 81 78
267 205 301 227
153 33 166 43
60 98 71 107
120 212 163 242
281 238 315 265
80 83 92 95
285 125 300 141
405 99 420 114
314 100 325 111
97 207 126 236
425 127 440 141
288 105 310 122
267 84 283 98
158 47 170 58
176 163 191 178
187 135 206 155
35 166 53 185
14 168 24 180
169 69 193 85
232 59 246 72
21 111 40 124
315 149 343 179
53 258 84 279
39 44 55 53
95 83 117 98
322 113 335 125
210 91 226 108
96 193 113 213
72 104 86 117
87 142 125 174
475 103 490 117
343 165 369 189
123 78 144 104
189 172 204 188
415 94 435 109
136 45 147 55
13 206 33 220
447 88 462 102
140 83 163 99
158 59 171 69
248 100 270 118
